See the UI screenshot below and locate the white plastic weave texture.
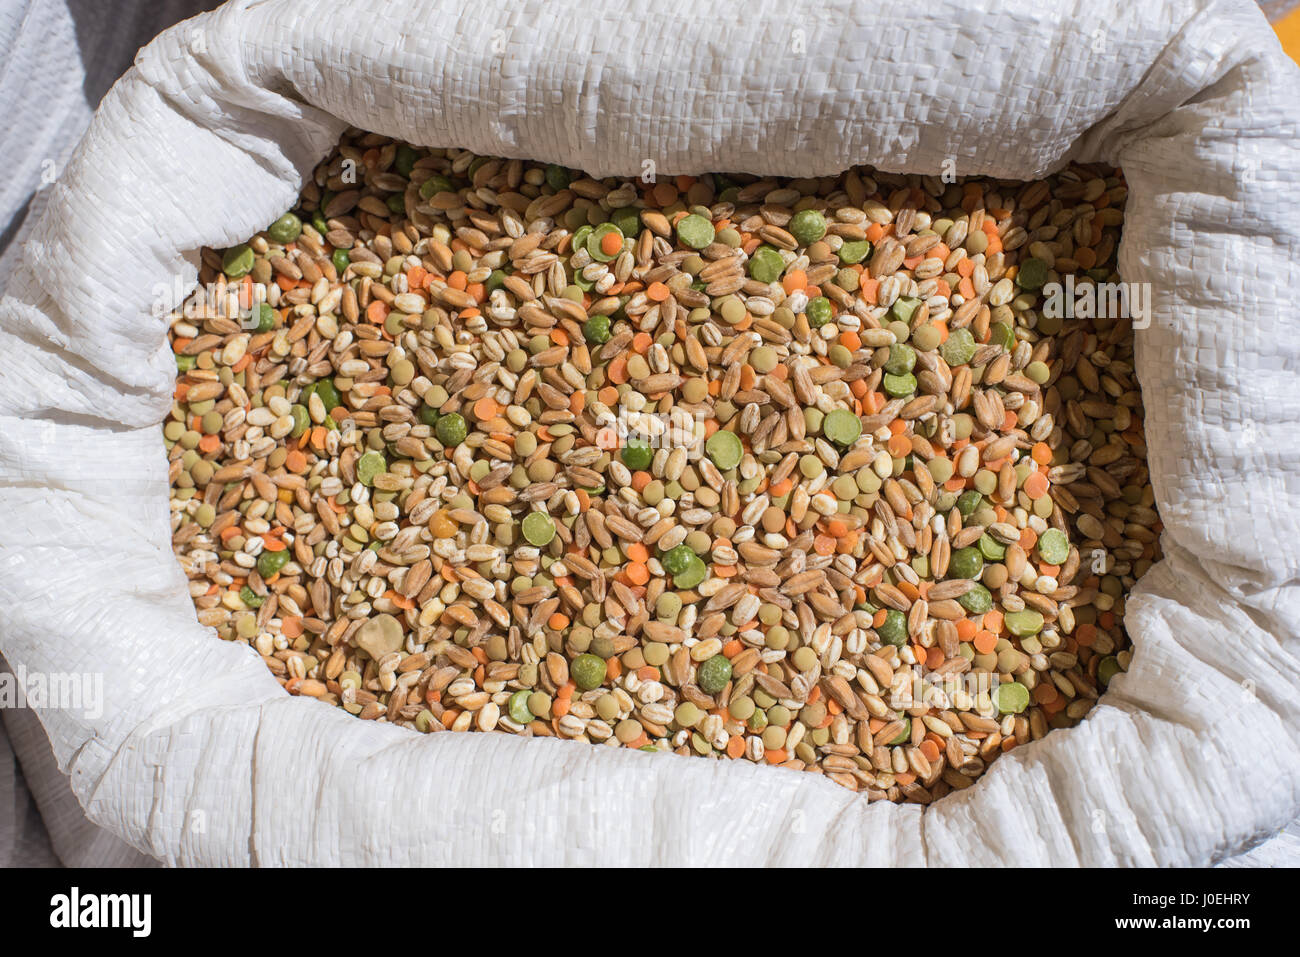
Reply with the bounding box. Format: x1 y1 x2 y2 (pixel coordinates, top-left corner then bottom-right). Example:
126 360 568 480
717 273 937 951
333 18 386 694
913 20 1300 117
0 0 1297 866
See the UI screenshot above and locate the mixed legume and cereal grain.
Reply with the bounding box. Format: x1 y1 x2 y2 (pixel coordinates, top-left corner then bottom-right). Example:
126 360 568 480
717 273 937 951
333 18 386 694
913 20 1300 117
166 130 1157 802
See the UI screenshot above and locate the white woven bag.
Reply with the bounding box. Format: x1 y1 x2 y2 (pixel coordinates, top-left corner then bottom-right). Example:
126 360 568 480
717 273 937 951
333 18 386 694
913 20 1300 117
1 0 1297 865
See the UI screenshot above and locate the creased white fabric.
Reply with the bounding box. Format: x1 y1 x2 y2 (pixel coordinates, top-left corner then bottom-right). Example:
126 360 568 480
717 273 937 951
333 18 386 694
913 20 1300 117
1 0 1297 866
0 0 222 868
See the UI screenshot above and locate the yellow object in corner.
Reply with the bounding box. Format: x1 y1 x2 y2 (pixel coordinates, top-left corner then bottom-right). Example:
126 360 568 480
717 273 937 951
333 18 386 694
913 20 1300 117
1275 5 1300 61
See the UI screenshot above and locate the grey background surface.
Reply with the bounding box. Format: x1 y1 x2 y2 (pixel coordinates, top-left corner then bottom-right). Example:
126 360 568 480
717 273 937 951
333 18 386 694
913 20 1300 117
0 0 1295 868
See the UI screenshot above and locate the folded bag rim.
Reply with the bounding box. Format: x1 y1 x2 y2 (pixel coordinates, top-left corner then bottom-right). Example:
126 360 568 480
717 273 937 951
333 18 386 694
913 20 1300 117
1 0 1298 866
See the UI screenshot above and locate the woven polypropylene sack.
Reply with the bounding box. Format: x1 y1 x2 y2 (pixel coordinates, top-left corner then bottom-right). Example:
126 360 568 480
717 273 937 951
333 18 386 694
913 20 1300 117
1 0 1298 866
